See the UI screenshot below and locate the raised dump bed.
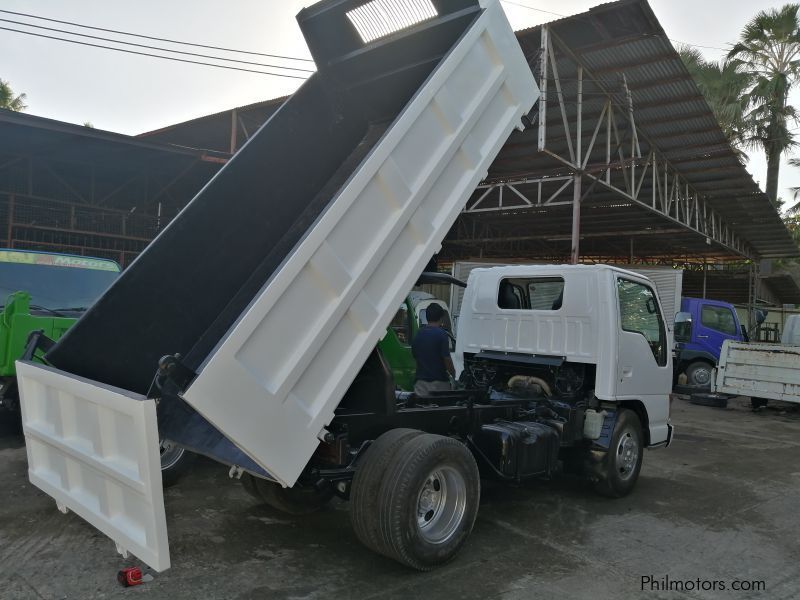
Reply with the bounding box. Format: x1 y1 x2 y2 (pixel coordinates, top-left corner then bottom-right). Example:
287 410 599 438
17 0 538 571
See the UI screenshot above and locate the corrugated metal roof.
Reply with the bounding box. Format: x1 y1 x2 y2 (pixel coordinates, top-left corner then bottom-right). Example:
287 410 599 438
489 0 798 259
0 109 227 163
138 97 287 154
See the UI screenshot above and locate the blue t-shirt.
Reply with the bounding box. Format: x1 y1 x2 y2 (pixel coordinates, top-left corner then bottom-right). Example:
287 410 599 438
411 325 450 382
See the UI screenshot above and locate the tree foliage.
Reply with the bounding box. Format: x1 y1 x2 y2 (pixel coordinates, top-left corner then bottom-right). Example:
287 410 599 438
0 78 27 112
679 47 750 154
728 4 800 205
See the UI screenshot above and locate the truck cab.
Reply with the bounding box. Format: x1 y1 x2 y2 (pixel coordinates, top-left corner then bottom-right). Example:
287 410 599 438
674 297 745 387
456 265 673 448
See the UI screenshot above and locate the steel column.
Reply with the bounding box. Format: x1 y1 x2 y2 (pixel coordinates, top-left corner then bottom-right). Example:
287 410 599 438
571 174 581 264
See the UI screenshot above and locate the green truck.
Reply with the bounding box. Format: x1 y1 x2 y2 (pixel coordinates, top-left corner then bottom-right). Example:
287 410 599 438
0 249 121 412
0 249 196 485
378 274 464 391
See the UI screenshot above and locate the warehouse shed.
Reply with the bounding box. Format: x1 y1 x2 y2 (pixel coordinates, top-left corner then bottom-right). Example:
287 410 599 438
2 0 797 301
0 110 225 266
136 0 798 269
450 0 798 263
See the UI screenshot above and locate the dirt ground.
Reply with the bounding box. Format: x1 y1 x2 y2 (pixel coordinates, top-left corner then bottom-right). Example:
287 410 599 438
1 397 798 599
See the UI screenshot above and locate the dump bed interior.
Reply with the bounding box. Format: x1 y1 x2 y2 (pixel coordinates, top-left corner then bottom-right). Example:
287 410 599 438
46 0 485 394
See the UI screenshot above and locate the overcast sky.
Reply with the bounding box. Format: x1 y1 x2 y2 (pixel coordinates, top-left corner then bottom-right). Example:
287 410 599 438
1 0 797 201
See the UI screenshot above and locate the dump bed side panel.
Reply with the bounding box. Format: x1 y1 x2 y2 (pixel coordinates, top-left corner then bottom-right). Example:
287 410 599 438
184 2 539 486
714 340 800 403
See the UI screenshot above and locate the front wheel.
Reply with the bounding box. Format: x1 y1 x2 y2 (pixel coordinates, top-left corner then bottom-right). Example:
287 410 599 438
352 432 480 571
160 439 196 488
685 361 713 388
594 409 643 498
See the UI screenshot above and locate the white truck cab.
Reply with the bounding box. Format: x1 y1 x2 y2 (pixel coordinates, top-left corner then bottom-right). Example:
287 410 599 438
456 265 673 447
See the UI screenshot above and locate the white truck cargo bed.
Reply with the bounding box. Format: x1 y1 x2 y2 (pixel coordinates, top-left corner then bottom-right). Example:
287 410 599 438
17 0 538 571
183 1 537 488
713 340 800 404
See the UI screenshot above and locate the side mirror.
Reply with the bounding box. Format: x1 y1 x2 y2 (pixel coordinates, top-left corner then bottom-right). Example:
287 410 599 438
674 311 692 343
646 297 657 314
754 309 768 326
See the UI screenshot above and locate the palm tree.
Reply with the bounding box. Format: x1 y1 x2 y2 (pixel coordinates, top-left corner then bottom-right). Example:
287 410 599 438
0 78 27 111
679 47 750 152
728 4 800 206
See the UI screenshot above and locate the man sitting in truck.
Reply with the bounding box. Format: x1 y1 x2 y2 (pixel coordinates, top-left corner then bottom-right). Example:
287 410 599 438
411 303 455 396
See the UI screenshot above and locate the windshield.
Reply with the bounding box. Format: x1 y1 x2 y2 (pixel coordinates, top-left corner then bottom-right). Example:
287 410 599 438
0 251 120 311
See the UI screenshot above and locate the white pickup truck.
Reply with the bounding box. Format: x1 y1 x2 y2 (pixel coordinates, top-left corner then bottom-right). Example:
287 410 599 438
13 0 671 574
712 314 800 408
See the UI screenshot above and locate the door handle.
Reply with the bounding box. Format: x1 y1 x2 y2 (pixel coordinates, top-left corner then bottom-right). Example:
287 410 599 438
697 335 709 339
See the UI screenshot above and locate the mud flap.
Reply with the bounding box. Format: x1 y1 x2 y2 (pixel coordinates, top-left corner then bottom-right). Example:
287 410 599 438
16 361 170 571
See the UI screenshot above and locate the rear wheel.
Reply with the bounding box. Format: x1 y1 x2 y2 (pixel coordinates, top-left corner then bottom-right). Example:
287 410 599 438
751 397 769 410
160 440 196 488
353 432 480 570
594 409 643 498
685 361 713 388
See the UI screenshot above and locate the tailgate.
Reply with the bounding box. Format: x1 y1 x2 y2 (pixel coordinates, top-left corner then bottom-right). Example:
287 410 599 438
714 340 800 402
16 361 169 571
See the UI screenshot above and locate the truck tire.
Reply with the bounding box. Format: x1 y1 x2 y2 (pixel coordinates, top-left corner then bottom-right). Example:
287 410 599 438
685 361 713 388
240 472 262 500
594 409 643 498
160 440 196 488
751 397 769 410
350 428 426 553
371 433 480 570
253 477 334 515
689 392 728 408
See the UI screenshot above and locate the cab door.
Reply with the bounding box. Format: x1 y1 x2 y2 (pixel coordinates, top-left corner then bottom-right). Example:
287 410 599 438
694 302 742 361
615 277 672 402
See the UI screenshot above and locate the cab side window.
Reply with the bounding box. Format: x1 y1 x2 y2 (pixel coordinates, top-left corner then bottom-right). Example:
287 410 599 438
389 304 411 345
497 277 565 310
701 305 737 336
617 278 667 366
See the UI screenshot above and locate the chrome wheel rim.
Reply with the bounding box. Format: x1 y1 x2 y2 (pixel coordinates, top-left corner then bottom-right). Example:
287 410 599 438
693 367 711 386
416 466 467 544
616 432 639 481
160 439 185 470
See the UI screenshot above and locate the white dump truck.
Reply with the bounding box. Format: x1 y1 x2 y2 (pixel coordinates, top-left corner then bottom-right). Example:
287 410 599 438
14 0 672 573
